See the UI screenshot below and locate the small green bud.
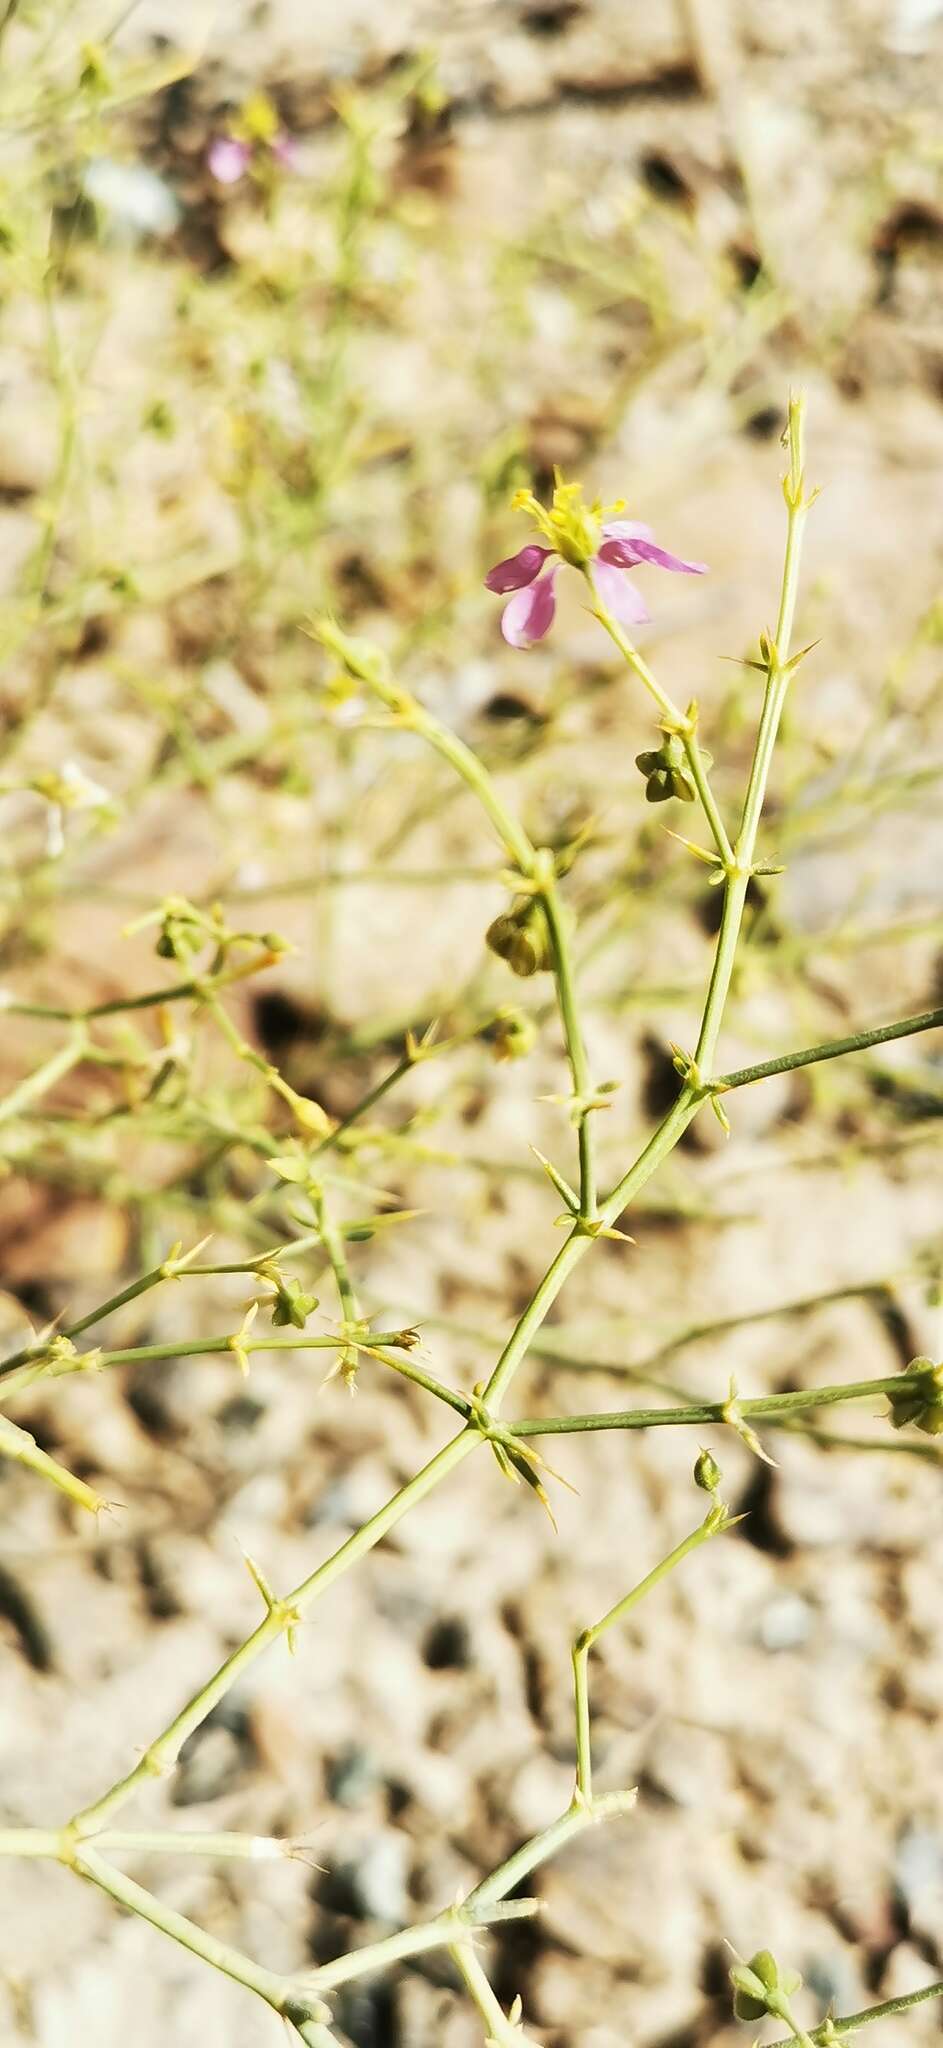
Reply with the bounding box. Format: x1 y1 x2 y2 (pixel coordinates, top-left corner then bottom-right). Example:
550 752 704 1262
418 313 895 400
751 1951 781 1993
694 1448 722 1494
730 1949 801 2024
730 1951 778 2021
271 1277 319 1329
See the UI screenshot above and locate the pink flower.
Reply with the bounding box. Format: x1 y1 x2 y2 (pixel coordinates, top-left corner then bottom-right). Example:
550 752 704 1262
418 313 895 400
485 511 707 649
207 130 298 187
208 137 253 186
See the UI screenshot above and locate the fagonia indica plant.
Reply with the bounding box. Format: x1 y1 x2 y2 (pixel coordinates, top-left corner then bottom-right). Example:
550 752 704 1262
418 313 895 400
1 394 943 2047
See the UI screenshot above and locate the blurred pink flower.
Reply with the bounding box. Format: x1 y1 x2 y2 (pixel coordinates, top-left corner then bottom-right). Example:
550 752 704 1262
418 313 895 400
208 137 253 185
208 131 298 187
486 517 707 650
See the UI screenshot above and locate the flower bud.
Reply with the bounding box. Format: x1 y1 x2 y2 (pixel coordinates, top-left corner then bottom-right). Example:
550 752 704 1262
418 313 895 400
730 1949 801 2023
694 1448 721 1494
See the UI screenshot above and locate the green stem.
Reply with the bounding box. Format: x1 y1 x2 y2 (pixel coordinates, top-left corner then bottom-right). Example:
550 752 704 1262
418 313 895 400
67 1426 478 1839
369 1344 472 1420
73 1847 324 2025
367 673 535 874
310 1052 412 1159
462 1788 636 1916
510 1374 911 1438
0 1415 103 1513
312 1184 359 1327
0 1334 353 1408
540 874 597 1216
695 395 809 1079
0 1025 86 1126
585 570 734 866
572 1509 729 1799
714 1005 943 1093
450 1940 532 2047
0 1830 62 1858
306 1900 537 1994
767 1980 943 2045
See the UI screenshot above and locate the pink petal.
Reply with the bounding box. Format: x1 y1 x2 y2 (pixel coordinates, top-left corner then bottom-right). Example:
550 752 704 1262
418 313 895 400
601 519 654 543
271 132 300 170
501 569 557 647
485 544 552 594
208 137 252 185
625 537 708 575
597 537 649 568
592 558 651 627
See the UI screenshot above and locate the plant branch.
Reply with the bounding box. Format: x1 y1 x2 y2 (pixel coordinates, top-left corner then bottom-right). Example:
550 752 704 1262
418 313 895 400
510 1373 912 1439
713 1005 943 1093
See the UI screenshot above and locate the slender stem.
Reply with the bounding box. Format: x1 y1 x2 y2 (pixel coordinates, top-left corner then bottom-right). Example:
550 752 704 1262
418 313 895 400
573 1509 728 1798
714 1005 943 1093
462 1789 637 1915
540 875 596 1216
572 1639 593 1801
310 1052 412 1159
73 1847 322 2024
682 734 735 865
4 947 278 1025
450 1941 533 2048
775 1995 816 2048
482 1227 590 1412
0 1026 86 1126
92 1829 296 1861
767 1980 943 2045
292 2023 344 2048
365 671 535 874
0 1830 62 1858
585 569 734 867
0 1334 351 1408
361 653 597 1215
510 1374 911 1438
305 1900 537 1994
369 1344 472 1420
312 1185 359 1327
696 395 809 1080
0 1415 103 1513
5 977 204 1022
67 1426 478 1839
600 1087 698 1231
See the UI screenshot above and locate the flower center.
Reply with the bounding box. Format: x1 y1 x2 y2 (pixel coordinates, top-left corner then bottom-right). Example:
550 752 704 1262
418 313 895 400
512 471 624 569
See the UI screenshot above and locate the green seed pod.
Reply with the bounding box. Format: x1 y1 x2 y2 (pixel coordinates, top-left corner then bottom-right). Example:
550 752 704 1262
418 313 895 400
634 734 699 804
731 1979 768 2023
271 1277 319 1329
694 1448 722 1494
887 1357 943 1435
730 1951 780 2022
486 899 552 977
486 911 521 964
